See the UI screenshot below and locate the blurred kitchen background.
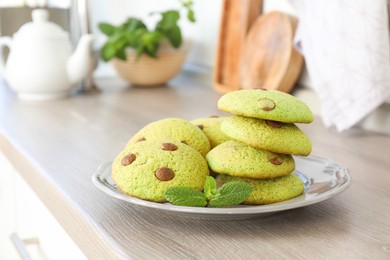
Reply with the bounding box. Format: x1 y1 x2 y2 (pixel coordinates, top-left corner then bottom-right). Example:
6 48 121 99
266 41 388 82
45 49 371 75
0 0 389 134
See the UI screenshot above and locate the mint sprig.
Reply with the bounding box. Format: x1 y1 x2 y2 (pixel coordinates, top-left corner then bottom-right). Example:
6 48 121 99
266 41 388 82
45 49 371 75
209 181 253 208
98 0 196 61
164 176 253 208
203 176 217 200
164 187 207 207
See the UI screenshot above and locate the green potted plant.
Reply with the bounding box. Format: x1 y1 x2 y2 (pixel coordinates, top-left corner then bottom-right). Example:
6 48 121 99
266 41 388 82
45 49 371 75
98 0 195 86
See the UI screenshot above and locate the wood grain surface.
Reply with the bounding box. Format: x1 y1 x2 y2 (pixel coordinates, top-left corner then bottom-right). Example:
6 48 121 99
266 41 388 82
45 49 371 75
0 75 390 259
240 11 303 92
214 0 262 93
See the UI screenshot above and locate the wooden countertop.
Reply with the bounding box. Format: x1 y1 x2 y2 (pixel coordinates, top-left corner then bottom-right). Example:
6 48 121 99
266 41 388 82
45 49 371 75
1 74 390 259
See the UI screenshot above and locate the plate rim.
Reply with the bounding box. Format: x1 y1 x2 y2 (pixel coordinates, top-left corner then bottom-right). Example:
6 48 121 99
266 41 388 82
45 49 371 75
92 155 352 216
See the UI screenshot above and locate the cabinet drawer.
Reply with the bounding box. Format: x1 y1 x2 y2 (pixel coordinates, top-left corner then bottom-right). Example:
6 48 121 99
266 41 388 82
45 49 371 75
0 152 86 260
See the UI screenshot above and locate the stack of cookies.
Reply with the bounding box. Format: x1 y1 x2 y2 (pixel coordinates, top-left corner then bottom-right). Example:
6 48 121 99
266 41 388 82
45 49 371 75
111 89 314 206
204 89 313 205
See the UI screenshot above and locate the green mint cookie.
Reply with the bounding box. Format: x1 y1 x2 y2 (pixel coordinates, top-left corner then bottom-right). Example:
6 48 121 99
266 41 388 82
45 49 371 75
218 89 313 123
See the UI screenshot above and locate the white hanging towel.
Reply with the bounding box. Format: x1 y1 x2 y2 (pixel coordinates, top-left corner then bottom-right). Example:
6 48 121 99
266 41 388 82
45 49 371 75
289 0 390 131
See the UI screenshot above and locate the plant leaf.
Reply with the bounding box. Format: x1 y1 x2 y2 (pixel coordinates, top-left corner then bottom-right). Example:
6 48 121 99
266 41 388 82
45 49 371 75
100 42 117 62
98 23 117 36
142 31 162 53
187 9 196 23
156 10 182 48
164 187 207 207
182 0 193 8
209 181 253 208
130 30 163 58
179 0 196 23
166 26 182 48
204 176 216 200
157 10 180 30
115 48 127 61
123 18 147 32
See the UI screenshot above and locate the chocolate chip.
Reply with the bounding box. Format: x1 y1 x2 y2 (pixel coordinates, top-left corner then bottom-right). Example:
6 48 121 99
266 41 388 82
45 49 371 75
155 167 175 181
258 98 275 111
208 115 219 118
265 120 283 128
136 137 146 142
161 143 178 151
269 157 283 165
197 124 204 130
121 153 136 166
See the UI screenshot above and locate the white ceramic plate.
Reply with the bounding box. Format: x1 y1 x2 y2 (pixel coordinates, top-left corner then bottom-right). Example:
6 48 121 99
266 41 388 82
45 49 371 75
92 155 351 219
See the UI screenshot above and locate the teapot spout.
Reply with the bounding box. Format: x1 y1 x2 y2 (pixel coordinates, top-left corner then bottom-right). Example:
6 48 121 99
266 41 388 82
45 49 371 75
0 36 13 81
67 34 94 85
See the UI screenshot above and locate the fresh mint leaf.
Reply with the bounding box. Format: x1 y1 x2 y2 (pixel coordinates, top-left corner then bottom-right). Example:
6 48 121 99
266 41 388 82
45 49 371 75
209 181 253 208
123 18 147 32
157 10 180 30
164 179 252 208
127 28 148 48
100 42 117 61
109 32 130 61
98 23 117 36
187 9 196 23
164 187 207 207
115 48 126 60
204 176 216 200
156 10 182 48
180 0 193 8
142 31 163 57
166 26 182 48
179 0 196 22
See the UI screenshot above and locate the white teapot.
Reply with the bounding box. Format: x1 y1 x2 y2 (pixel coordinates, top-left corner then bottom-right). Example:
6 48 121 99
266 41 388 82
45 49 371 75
0 9 93 100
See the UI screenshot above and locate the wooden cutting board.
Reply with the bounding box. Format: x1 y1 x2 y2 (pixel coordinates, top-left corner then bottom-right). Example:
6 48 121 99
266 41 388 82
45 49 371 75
240 11 303 92
213 0 263 93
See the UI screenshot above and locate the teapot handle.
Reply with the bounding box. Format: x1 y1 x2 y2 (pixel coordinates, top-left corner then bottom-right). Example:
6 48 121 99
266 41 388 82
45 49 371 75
0 37 13 78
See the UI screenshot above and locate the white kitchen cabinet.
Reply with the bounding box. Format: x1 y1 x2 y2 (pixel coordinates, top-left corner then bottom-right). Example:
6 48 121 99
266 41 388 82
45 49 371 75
0 152 86 260
0 151 19 259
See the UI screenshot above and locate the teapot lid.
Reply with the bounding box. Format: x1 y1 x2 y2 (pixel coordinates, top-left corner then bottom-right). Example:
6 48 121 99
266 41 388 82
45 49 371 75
15 9 67 39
